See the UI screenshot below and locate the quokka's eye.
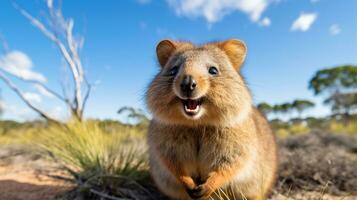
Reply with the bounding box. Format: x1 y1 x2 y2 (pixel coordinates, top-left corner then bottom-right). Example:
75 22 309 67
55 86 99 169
208 66 219 75
169 66 179 76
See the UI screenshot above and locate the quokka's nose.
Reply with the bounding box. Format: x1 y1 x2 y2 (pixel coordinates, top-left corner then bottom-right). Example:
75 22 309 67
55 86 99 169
180 75 197 96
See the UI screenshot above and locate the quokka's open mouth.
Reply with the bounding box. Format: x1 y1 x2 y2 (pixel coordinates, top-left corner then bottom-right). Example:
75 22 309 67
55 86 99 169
181 98 203 117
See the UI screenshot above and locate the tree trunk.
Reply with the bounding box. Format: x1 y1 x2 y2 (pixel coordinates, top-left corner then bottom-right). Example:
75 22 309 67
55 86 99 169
343 111 350 126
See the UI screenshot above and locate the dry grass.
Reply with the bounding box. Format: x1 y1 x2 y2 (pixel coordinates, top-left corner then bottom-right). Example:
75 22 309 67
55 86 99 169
29 121 162 200
1 120 357 200
0 120 159 199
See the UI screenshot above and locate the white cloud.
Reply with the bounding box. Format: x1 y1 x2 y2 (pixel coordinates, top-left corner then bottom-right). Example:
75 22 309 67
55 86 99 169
0 100 5 110
291 13 317 32
23 92 42 103
0 100 66 121
259 17 271 27
34 84 54 98
0 101 31 120
48 105 66 120
0 51 46 82
167 0 270 24
329 24 341 35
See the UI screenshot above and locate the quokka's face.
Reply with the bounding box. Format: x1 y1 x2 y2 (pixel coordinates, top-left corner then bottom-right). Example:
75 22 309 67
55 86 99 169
146 39 252 126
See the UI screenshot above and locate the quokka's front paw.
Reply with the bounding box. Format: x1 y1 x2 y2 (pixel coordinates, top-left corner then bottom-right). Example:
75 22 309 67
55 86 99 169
180 176 197 191
186 184 213 200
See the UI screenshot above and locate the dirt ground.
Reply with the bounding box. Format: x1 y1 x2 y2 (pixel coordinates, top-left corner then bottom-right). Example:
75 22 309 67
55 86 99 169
1 131 357 200
0 145 73 200
271 132 357 200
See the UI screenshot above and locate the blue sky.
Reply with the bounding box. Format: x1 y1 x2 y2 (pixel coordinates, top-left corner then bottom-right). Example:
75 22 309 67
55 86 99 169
0 0 356 121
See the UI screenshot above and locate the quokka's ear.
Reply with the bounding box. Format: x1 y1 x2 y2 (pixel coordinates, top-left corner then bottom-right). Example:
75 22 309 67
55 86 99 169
218 39 247 70
156 39 177 68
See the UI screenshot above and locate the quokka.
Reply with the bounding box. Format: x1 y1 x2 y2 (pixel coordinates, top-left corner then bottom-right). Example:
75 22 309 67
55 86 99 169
146 39 277 200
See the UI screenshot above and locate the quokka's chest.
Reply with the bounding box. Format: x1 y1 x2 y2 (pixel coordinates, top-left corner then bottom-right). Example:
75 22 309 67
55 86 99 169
150 126 245 178
155 127 242 161
166 130 242 175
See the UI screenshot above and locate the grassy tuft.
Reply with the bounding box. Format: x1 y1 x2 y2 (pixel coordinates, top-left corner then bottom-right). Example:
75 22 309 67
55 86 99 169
21 120 161 199
31 121 148 179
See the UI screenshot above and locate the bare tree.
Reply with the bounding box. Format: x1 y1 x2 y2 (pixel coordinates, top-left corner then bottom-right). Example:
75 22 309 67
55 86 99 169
0 0 91 122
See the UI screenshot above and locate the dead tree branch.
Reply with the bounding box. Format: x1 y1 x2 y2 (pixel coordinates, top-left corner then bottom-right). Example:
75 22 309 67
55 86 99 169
0 0 93 121
0 71 58 122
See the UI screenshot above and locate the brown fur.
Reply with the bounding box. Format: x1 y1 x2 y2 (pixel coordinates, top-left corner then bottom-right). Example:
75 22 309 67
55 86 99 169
146 39 278 200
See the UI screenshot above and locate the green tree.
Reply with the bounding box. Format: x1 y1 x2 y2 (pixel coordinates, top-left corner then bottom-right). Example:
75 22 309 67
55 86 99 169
279 103 293 114
257 102 273 117
273 103 293 118
309 65 357 122
292 99 315 117
323 92 357 120
309 65 357 94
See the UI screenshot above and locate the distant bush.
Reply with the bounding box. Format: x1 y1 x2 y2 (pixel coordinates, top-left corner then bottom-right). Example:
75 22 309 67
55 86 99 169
0 120 46 135
270 119 310 137
328 119 357 135
270 115 357 137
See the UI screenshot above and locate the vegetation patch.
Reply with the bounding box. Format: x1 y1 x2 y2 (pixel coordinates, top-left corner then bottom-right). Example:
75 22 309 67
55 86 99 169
275 131 357 197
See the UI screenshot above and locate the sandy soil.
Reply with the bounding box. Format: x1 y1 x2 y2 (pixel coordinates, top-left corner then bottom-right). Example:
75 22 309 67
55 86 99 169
0 140 356 200
0 145 73 200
